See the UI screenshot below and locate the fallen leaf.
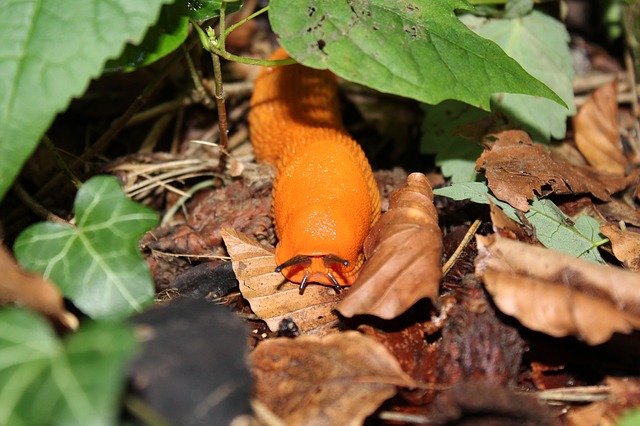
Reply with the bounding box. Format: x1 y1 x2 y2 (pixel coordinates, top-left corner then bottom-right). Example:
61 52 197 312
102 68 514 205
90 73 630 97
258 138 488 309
573 81 626 174
600 225 640 272
566 377 640 426
337 173 442 319
476 129 630 211
221 228 345 334
0 243 77 330
488 199 538 243
250 331 416 426
475 235 640 345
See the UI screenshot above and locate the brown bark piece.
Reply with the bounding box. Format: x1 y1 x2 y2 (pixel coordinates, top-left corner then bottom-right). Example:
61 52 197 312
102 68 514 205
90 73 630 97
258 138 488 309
221 228 345 335
476 130 630 212
475 235 640 345
337 173 442 319
573 81 626 174
250 331 416 426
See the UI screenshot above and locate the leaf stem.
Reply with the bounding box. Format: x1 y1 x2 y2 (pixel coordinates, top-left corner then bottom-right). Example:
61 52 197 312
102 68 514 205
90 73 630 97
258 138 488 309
224 5 269 38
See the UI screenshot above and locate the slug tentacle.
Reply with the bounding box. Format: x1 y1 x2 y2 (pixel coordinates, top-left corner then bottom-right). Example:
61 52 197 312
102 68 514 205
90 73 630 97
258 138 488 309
249 47 381 291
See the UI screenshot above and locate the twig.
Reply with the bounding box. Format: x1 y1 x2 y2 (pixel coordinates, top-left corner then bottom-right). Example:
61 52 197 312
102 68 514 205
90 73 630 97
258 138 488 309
441 218 482 276
42 135 82 189
12 181 67 224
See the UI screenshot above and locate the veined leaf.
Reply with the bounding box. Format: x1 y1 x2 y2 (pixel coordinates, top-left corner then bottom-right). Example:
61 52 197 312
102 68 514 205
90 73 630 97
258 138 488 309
461 10 576 141
0 308 137 426
269 0 566 110
434 182 605 263
14 176 158 319
0 0 174 201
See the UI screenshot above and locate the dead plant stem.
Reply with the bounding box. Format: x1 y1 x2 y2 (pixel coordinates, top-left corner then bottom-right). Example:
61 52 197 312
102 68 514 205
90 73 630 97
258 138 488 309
441 218 482 276
42 134 82 189
13 181 67 224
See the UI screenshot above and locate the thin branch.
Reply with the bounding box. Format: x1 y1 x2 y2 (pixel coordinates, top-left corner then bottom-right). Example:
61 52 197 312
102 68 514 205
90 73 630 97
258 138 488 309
13 181 67 224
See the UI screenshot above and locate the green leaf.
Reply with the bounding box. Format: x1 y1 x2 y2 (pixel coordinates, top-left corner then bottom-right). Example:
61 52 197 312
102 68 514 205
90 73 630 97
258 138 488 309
620 407 640 426
0 0 174 201
434 182 605 262
14 176 158 319
105 4 189 73
187 0 242 22
461 10 576 141
421 100 486 183
0 308 137 426
269 0 565 111
104 0 244 72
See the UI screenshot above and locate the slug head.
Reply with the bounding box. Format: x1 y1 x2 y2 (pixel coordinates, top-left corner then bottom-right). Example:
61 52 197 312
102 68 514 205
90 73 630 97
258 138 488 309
274 209 367 293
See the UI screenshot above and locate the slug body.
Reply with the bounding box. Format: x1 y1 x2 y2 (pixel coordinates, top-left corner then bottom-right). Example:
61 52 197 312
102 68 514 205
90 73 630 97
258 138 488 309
249 48 381 291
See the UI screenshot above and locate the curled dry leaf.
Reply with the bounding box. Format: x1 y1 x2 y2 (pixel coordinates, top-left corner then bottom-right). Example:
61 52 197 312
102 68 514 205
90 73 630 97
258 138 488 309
476 130 630 212
0 243 77 330
488 199 538 244
475 235 640 345
220 228 345 335
250 331 416 426
600 225 640 272
337 173 442 319
572 81 626 174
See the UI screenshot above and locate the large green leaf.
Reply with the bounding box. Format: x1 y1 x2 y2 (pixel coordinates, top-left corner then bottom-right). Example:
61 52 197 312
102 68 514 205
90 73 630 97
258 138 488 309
0 308 137 426
434 182 606 263
0 0 175 201
269 0 565 110
461 10 576 141
14 176 158 319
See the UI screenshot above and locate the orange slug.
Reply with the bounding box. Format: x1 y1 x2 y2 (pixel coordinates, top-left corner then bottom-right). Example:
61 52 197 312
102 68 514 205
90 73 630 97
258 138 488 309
249 47 381 293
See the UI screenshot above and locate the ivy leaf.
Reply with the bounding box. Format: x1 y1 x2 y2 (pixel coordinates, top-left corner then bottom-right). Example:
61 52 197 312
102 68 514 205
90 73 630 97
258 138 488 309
434 182 605 263
0 308 137 426
269 0 566 111
14 176 158 319
0 0 173 201
461 10 576 141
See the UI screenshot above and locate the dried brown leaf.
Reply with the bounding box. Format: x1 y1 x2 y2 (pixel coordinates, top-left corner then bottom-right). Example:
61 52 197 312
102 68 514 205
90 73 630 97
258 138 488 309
337 173 442 319
0 243 77 330
476 130 630 212
600 225 640 272
566 377 640 426
488 199 538 243
475 235 640 345
250 331 416 426
573 82 626 174
221 228 345 334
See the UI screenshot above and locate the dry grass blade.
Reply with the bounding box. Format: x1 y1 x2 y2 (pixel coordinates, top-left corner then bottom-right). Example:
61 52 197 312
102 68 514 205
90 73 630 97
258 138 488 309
221 228 345 335
476 235 640 345
337 173 442 319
